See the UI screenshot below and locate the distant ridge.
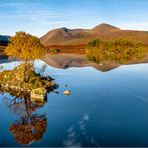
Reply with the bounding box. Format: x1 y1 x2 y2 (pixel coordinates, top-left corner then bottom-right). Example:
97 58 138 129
91 23 120 32
0 35 10 46
40 23 148 46
0 35 10 41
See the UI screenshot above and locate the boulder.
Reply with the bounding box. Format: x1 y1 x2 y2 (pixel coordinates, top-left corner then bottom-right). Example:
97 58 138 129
63 90 71 95
30 87 47 103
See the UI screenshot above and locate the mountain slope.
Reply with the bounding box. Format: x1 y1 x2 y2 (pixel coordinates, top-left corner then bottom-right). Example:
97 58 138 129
40 23 148 46
90 23 120 33
40 27 90 45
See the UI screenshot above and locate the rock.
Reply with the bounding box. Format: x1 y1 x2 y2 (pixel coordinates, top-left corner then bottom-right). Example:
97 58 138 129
30 87 47 103
63 90 71 95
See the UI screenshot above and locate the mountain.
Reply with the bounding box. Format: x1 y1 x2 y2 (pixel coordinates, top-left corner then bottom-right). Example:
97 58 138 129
40 27 90 46
0 35 10 46
0 35 10 41
90 23 120 33
40 23 148 46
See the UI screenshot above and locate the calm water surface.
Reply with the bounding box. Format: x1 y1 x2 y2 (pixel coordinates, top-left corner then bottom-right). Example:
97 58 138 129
1 60 148 147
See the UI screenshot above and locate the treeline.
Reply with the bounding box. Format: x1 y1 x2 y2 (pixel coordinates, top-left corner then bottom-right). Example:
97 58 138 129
85 39 144 64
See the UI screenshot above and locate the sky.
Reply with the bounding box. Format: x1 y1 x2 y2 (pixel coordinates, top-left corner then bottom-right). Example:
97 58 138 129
0 0 148 37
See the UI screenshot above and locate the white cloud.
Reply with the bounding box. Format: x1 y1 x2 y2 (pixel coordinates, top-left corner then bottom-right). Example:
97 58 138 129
118 23 148 31
0 2 25 7
0 1 69 26
0 1 103 36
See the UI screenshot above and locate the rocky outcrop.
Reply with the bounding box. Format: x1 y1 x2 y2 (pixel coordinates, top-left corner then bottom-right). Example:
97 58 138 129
0 63 56 100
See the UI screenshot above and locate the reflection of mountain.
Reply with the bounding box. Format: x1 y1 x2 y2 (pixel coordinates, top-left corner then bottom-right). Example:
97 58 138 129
43 54 119 72
40 23 148 46
3 93 48 145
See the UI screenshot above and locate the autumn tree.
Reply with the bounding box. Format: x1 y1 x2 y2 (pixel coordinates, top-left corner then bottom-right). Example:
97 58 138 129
4 32 47 82
5 31 46 62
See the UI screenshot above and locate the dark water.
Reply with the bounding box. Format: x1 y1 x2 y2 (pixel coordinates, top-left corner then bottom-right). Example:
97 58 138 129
1 60 148 147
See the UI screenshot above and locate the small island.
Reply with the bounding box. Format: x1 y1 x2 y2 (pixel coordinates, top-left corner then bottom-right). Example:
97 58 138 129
0 32 57 104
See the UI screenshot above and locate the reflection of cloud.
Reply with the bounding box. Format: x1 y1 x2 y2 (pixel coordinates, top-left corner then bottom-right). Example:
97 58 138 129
63 125 81 147
134 95 148 103
67 126 74 133
63 114 100 147
83 114 89 120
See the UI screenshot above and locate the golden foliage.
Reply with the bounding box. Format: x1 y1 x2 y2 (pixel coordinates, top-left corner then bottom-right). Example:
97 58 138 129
9 115 47 145
5 32 46 61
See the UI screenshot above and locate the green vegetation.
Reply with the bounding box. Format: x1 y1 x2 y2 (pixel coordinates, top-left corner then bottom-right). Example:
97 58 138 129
85 39 144 64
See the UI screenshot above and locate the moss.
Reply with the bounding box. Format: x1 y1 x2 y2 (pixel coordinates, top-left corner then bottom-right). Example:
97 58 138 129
33 88 46 95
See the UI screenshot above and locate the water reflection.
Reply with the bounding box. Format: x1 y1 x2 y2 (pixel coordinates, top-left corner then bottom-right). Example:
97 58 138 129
1 58 148 146
9 114 47 145
2 92 48 145
43 54 119 72
0 60 61 146
63 114 100 147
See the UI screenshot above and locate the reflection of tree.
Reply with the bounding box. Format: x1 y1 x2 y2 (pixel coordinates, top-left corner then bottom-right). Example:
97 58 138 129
9 114 47 145
3 92 43 116
3 92 48 145
85 39 144 64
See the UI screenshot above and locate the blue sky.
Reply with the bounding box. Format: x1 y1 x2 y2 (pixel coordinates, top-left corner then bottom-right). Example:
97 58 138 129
0 0 148 37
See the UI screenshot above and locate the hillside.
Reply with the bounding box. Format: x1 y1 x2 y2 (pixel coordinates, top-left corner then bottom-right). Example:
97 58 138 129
40 23 148 46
